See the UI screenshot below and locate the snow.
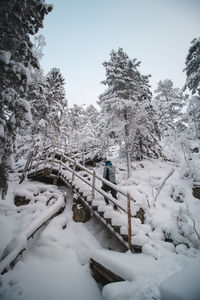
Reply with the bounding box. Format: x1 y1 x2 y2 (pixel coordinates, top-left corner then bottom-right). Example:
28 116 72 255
0 124 4 138
159 258 200 300
0 146 200 300
0 50 11 65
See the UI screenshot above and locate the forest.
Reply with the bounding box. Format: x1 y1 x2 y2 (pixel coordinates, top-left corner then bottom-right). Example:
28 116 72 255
0 1 200 300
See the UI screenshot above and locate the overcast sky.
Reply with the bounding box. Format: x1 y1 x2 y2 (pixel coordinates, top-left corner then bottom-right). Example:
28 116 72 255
39 0 200 107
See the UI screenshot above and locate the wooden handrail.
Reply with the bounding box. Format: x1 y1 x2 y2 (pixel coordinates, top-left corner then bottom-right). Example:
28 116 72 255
29 152 135 214
27 146 138 248
127 193 132 250
31 151 135 202
52 153 136 203
28 152 136 206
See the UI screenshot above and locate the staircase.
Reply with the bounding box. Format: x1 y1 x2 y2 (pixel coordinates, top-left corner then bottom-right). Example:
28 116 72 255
26 143 148 252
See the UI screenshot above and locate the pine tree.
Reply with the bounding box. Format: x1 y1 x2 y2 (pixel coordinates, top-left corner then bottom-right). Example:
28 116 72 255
0 0 52 197
154 79 186 138
68 104 88 146
27 69 48 139
184 38 200 140
187 95 200 140
33 34 46 61
45 68 67 140
85 104 99 125
184 37 200 96
99 48 161 177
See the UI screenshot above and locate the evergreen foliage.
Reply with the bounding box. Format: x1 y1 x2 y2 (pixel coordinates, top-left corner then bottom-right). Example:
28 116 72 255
99 48 162 175
187 95 200 140
28 67 67 142
184 38 200 140
45 68 67 139
68 104 100 150
33 34 46 61
0 0 52 197
154 79 186 138
184 37 200 96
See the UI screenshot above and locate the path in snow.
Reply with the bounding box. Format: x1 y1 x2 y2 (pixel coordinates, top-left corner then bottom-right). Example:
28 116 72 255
0 186 103 300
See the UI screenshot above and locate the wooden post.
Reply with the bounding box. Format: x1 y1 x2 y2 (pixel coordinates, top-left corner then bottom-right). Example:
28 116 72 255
127 192 132 251
50 149 56 173
53 178 58 185
59 154 63 176
72 159 76 181
35 154 40 175
44 150 48 170
92 170 96 201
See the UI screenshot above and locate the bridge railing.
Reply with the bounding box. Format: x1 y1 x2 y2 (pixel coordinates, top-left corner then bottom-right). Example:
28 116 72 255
27 146 136 250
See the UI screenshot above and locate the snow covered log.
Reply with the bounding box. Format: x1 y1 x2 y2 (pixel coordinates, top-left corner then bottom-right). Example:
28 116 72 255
0 194 65 274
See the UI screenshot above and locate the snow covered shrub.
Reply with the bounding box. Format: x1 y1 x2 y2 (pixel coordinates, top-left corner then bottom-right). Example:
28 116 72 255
170 185 185 203
176 207 200 248
179 166 194 179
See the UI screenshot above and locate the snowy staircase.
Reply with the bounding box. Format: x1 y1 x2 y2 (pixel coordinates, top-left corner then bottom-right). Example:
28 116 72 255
61 171 144 252
26 146 147 252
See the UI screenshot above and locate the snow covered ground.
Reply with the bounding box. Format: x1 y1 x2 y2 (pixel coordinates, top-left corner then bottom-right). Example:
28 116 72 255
0 146 200 300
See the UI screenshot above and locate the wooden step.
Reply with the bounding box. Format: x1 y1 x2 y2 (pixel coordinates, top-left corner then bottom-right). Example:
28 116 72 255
121 234 128 242
92 205 98 211
112 225 121 234
98 210 104 217
90 258 125 286
104 217 112 225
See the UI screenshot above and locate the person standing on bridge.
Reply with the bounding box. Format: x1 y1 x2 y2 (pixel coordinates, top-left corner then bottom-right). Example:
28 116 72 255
102 160 118 210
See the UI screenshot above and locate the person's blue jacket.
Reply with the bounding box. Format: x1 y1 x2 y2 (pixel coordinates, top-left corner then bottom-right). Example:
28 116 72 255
103 162 116 184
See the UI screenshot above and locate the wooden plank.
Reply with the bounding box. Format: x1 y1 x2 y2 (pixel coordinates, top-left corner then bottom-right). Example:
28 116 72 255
90 258 125 284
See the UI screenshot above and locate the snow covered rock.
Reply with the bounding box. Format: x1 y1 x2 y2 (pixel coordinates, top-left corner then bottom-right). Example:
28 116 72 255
72 203 90 222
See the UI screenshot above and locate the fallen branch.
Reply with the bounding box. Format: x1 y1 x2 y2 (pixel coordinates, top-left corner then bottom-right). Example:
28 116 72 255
154 168 175 205
185 203 200 240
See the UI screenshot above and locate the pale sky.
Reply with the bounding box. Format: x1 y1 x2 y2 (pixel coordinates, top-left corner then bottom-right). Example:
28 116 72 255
39 0 200 107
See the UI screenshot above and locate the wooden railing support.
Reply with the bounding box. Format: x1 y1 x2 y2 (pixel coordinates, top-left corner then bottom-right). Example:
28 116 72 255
72 159 76 182
92 170 96 201
25 144 144 252
19 150 34 183
59 154 63 175
127 192 132 251
82 151 85 166
35 154 40 175
50 148 56 174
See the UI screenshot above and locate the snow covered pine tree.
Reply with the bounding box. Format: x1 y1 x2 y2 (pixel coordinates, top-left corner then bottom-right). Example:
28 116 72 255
184 37 200 96
0 0 52 197
45 68 67 140
99 48 161 177
154 79 186 139
184 37 200 139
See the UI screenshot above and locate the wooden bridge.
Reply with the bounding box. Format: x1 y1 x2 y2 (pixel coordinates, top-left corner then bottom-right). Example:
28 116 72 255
26 143 147 251
1 142 149 275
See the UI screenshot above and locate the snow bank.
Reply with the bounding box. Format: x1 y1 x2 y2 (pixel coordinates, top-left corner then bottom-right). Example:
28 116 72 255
159 257 200 300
